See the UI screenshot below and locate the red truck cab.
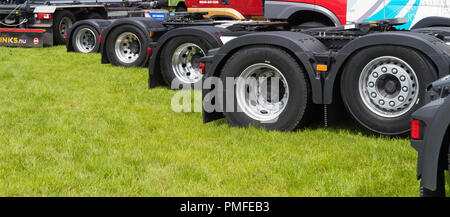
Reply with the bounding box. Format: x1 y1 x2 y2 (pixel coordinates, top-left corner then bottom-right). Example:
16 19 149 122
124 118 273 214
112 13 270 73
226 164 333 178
186 0 347 26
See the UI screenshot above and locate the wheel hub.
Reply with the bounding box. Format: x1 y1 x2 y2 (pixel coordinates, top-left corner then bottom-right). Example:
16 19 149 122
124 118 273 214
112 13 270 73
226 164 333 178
75 28 96 53
171 43 205 84
359 56 419 118
236 63 289 122
114 32 141 64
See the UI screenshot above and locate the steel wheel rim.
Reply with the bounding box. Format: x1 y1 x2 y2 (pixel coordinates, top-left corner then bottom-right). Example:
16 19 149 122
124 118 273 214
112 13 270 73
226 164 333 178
171 43 205 84
75 28 96 53
236 63 289 122
359 56 419 118
59 16 73 39
114 32 141 64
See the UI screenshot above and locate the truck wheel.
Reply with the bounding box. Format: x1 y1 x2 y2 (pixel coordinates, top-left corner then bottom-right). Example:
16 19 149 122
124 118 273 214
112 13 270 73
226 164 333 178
71 25 100 53
341 46 436 135
160 36 210 88
220 46 312 131
106 25 148 67
53 10 76 45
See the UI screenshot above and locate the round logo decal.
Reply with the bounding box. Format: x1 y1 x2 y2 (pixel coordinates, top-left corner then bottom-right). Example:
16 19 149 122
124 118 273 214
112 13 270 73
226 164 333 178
33 38 39 45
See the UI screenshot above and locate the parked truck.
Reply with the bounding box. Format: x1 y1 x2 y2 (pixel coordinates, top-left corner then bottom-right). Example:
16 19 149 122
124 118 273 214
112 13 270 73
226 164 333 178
411 75 450 197
200 18 450 136
0 0 185 47
63 0 450 135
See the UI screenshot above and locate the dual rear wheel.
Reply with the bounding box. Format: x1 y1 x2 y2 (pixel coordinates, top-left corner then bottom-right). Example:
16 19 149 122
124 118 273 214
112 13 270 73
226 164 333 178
219 46 436 135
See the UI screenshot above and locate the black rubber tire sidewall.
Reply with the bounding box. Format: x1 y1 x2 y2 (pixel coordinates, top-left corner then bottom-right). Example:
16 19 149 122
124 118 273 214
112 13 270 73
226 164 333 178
53 10 76 45
341 46 437 135
106 25 148 67
221 46 311 131
71 25 100 53
161 36 212 89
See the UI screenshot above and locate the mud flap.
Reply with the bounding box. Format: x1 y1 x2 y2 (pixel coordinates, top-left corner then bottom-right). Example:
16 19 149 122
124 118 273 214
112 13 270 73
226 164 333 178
0 28 53 48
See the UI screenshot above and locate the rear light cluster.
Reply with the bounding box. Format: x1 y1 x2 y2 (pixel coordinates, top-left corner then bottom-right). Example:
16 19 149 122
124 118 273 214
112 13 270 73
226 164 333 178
411 119 422 140
37 13 52 20
199 62 206 75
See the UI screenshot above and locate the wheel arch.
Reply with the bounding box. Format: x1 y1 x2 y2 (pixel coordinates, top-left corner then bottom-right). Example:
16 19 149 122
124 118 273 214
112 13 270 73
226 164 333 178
100 18 166 64
205 31 329 105
264 1 341 26
148 26 230 88
323 32 450 104
66 19 112 52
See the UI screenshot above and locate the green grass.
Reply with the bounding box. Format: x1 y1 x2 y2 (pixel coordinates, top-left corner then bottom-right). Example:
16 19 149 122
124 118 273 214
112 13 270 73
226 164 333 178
0 46 448 197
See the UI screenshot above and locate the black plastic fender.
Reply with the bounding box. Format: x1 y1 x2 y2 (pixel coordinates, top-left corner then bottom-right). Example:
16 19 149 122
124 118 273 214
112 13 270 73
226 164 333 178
148 26 230 88
66 19 113 52
99 17 167 64
411 16 450 29
323 32 450 104
411 96 450 191
202 31 329 123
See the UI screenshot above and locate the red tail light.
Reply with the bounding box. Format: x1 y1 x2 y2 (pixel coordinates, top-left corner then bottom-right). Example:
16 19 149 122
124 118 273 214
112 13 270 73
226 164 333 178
37 13 52 20
147 47 152 57
199 62 206 75
411 120 422 140
64 33 67 39
98 35 102 43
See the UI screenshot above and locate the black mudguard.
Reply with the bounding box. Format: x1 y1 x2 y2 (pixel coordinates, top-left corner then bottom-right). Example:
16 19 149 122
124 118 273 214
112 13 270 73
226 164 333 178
148 26 230 88
323 32 450 104
66 19 113 52
202 31 329 123
412 96 450 191
411 16 450 29
99 17 167 64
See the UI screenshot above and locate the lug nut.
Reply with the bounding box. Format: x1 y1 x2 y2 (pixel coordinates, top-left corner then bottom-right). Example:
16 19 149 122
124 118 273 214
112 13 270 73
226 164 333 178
400 76 406 81
402 86 409 92
373 72 379 78
398 96 405 102
392 68 398 74
371 92 377 98
379 100 385 105
382 67 387 72
389 101 395 107
369 82 375 87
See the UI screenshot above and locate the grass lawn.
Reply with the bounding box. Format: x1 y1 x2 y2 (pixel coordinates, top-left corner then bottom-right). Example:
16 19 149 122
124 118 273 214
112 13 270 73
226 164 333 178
0 46 448 197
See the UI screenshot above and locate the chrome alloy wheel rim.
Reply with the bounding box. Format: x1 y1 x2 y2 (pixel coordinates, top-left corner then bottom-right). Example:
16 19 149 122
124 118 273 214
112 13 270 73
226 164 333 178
359 56 419 118
236 63 289 122
114 32 141 64
171 43 205 84
75 28 96 53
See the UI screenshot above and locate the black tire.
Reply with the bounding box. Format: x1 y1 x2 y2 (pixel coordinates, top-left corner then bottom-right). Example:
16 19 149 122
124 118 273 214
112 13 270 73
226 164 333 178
341 46 437 135
160 36 212 89
105 25 148 67
220 46 313 131
53 10 76 45
71 25 100 53
87 12 103 19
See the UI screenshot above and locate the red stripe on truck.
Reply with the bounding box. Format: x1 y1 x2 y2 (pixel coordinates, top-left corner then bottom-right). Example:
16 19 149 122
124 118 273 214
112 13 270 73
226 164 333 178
0 28 46 33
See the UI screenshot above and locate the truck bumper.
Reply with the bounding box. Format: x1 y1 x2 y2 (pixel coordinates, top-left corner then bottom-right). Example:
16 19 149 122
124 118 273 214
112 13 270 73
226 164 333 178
0 28 53 47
